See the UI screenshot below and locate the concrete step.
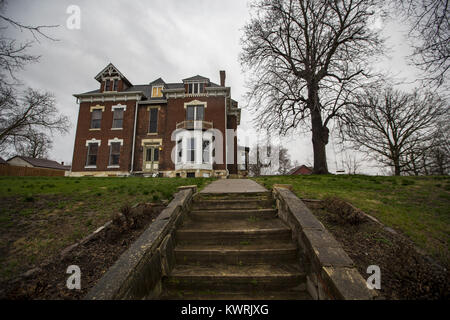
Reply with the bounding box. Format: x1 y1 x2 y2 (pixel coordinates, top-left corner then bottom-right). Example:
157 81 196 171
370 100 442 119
195 192 272 201
192 199 274 210
164 263 306 291
189 208 277 221
175 219 292 245
161 289 311 300
175 242 298 265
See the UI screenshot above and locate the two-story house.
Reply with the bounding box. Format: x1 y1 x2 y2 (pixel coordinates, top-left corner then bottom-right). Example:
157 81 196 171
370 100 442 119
71 63 247 177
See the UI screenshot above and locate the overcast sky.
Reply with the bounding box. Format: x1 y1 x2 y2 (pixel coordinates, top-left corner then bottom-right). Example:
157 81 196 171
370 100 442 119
3 0 422 174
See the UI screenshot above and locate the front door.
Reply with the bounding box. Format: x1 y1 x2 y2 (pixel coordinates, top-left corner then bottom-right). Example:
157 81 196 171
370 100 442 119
143 145 159 173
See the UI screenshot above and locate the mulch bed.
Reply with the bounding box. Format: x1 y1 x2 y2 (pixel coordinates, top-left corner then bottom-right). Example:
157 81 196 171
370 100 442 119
305 198 449 300
0 202 165 300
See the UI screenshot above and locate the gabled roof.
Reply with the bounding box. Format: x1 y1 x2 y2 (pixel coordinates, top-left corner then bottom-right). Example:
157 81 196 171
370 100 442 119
182 75 210 82
94 63 132 86
287 165 313 175
149 78 166 85
7 156 68 170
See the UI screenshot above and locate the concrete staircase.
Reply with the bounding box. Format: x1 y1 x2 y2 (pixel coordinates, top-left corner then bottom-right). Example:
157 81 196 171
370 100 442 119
161 192 311 300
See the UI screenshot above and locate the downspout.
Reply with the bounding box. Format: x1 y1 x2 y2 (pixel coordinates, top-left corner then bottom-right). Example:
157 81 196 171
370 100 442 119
225 93 228 177
130 99 139 174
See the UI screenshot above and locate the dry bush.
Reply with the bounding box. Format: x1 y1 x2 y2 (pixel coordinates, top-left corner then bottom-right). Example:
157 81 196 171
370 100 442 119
323 197 366 225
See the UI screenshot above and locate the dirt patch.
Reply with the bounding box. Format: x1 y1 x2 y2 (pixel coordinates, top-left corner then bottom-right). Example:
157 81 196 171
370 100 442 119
0 202 165 300
304 199 449 300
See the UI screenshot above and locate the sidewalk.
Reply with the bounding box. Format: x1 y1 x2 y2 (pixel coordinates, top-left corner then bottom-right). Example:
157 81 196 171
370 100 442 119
200 179 267 193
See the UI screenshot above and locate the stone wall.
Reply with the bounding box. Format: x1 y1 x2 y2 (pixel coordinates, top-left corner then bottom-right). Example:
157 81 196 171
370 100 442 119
272 185 376 300
84 185 197 300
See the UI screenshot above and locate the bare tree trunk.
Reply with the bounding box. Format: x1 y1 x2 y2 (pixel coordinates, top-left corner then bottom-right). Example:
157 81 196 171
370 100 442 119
394 158 401 176
310 86 329 174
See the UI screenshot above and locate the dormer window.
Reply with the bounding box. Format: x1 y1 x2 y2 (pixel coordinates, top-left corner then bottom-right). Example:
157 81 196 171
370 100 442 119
113 79 118 91
152 86 163 98
105 79 111 91
188 83 205 94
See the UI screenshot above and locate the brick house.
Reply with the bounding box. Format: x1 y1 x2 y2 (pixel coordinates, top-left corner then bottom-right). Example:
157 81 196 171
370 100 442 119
288 165 313 175
71 63 246 178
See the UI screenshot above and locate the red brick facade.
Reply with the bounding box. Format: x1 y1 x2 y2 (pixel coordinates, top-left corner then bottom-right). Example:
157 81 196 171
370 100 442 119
71 63 241 177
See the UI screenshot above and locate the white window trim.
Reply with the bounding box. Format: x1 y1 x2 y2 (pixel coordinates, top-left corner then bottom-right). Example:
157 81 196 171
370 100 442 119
86 139 101 146
90 105 105 112
151 85 164 98
108 138 124 146
112 104 126 111
184 100 207 109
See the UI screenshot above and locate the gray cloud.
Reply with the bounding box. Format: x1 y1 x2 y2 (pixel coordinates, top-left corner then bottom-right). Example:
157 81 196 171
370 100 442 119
3 0 421 174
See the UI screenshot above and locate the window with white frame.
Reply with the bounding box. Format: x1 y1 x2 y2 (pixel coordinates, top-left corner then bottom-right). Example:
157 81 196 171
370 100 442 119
152 86 163 98
149 108 158 133
112 107 124 129
187 82 205 94
202 140 210 163
177 139 182 163
104 79 111 91
91 109 102 129
112 79 119 91
187 137 195 162
86 142 99 166
186 105 204 121
109 142 121 166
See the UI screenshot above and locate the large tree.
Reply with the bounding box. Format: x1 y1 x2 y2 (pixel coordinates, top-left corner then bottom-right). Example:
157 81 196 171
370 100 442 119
342 87 446 175
240 0 384 174
0 87 68 155
0 1 66 156
393 0 449 88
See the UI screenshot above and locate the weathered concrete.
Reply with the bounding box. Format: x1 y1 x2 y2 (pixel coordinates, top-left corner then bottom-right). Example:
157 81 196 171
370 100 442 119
273 186 377 300
162 186 311 300
84 186 196 300
200 179 267 193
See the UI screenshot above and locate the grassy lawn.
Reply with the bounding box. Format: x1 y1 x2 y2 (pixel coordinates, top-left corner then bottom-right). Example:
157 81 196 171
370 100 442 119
0 176 214 282
252 175 450 265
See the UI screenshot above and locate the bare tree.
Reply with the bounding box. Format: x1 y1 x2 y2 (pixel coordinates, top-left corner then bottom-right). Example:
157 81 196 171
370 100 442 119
14 129 52 158
278 147 292 175
0 1 64 156
240 0 384 174
403 117 450 175
393 0 449 88
341 151 363 175
342 87 446 175
248 144 271 176
0 87 69 155
0 0 57 86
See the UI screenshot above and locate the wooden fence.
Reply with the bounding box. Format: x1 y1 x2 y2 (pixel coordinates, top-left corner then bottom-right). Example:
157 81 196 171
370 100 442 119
0 164 66 177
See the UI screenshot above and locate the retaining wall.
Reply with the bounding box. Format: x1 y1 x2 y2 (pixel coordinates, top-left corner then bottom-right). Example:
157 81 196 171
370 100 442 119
272 185 376 300
84 185 197 300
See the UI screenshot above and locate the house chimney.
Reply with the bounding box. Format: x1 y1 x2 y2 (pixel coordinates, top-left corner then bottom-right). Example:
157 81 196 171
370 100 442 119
61 161 64 165
220 70 226 87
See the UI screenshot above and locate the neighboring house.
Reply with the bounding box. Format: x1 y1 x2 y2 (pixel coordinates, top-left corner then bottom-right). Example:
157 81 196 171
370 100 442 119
288 165 313 175
7 156 69 171
71 63 242 177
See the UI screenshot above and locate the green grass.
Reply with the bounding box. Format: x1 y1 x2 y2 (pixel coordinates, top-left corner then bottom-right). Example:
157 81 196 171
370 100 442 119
252 175 450 264
0 176 214 282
